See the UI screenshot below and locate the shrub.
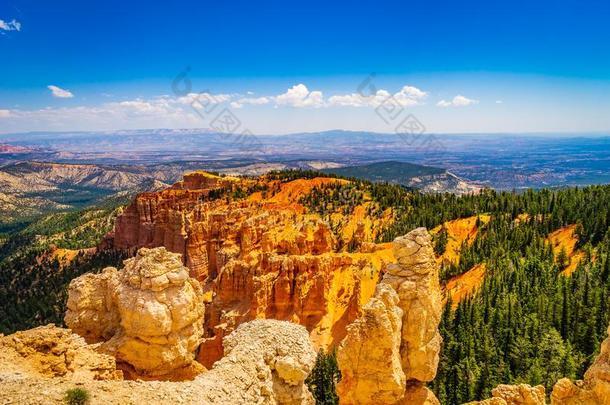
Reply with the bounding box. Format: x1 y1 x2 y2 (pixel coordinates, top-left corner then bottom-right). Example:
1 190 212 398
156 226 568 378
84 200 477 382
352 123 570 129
64 388 90 405
305 349 341 405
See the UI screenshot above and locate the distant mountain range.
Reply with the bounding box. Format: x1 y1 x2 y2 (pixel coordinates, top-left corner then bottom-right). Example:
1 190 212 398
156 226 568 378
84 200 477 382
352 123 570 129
321 161 481 194
1 129 610 190
0 162 168 229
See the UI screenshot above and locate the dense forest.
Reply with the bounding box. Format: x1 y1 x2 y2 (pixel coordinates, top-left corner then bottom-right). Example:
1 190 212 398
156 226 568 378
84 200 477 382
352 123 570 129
0 205 127 334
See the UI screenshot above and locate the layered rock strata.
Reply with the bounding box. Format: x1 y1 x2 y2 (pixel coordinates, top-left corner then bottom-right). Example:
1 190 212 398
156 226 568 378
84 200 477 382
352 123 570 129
104 172 395 366
65 247 204 378
336 227 442 405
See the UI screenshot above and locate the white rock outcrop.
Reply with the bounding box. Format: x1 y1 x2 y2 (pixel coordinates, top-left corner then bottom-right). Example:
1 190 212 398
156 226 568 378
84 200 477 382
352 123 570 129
65 247 204 377
194 319 317 404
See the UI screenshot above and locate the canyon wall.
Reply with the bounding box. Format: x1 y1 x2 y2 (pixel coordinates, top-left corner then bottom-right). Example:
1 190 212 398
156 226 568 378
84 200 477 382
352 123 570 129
104 172 395 366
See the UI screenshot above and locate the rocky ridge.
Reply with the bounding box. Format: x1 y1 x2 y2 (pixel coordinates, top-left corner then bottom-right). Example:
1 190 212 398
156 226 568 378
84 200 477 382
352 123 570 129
0 324 121 381
0 319 316 405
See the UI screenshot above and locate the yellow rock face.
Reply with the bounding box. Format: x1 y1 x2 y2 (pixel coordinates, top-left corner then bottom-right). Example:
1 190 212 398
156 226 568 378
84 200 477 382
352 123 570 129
65 247 204 378
464 384 545 405
336 283 406 404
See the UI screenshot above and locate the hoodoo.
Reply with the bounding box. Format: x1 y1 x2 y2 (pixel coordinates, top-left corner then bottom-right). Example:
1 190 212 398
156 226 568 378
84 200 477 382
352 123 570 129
65 247 205 378
337 227 443 405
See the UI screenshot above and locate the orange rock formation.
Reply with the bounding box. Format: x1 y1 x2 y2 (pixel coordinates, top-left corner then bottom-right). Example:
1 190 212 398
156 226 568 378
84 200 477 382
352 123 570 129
104 172 395 367
337 228 442 405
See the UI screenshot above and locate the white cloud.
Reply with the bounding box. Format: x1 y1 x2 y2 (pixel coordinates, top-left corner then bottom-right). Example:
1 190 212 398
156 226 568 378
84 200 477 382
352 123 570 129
1 96 204 132
47 85 74 98
0 109 10 118
176 92 231 110
0 19 21 32
393 85 428 106
437 95 479 107
274 84 325 108
230 96 270 109
496 100 503 104
328 85 427 108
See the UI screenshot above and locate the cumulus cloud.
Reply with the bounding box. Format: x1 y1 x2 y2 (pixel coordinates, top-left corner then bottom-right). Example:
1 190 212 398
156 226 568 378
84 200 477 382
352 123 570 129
328 85 427 108
47 85 74 98
170 84 427 110
437 95 479 107
274 84 324 108
0 83 435 131
0 19 21 32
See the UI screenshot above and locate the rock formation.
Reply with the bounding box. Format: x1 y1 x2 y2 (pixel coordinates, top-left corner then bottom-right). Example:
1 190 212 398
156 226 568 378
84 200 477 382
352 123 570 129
193 319 317 404
65 247 205 378
336 227 442 405
336 283 406 403
464 384 546 405
0 324 121 380
104 172 395 366
550 322 610 405
0 320 316 405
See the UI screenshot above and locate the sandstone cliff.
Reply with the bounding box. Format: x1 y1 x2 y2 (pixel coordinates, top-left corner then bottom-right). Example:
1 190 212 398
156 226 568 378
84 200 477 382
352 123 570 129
105 172 395 367
336 227 442 405
65 247 204 379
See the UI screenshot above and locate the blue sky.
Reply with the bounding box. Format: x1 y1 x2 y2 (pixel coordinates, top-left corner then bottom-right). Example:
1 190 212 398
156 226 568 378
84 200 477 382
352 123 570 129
1 0 610 134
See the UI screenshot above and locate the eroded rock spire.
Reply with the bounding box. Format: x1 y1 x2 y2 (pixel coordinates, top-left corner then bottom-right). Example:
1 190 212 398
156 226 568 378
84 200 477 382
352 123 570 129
336 227 443 405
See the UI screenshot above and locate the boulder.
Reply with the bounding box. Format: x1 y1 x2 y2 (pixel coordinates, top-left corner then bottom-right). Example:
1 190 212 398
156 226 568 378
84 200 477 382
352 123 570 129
194 319 317 404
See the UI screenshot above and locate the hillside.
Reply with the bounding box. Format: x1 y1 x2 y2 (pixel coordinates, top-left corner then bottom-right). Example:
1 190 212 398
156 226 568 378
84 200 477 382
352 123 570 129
0 161 170 230
322 161 481 194
0 201 128 334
